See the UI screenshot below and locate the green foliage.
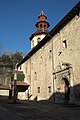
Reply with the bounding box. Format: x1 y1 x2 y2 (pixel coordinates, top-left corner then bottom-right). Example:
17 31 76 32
0 51 23 68
7 72 14 82
17 73 25 82
11 52 23 68
6 72 25 82
0 51 24 85
0 54 13 65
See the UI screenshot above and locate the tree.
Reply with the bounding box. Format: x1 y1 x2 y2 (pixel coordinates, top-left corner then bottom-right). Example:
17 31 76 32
17 73 25 82
0 54 13 65
0 51 24 86
11 51 23 68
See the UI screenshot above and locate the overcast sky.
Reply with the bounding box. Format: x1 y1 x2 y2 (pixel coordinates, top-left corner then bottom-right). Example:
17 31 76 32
0 0 79 55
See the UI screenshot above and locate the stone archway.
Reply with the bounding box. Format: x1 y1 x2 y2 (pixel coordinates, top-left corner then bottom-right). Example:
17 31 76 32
53 62 72 103
54 76 70 103
62 77 70 103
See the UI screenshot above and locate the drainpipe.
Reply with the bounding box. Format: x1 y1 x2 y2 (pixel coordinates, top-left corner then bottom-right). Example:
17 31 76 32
48 33 55 101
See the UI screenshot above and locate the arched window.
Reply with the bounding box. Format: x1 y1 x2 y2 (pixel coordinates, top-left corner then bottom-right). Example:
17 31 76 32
40 24 42 29
37 37 41 44
44 24 46 28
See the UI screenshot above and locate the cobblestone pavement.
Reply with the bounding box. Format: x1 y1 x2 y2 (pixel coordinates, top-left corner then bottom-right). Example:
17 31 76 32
0 97 80 120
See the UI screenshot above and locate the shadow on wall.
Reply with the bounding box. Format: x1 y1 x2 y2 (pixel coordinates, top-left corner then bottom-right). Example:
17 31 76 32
34 96 37 101
48 84 80 105
73 84 80 104
48 92 70 104
0 84 80 105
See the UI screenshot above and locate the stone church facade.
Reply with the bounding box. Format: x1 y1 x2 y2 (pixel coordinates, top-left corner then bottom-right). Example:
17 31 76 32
17 2 80 104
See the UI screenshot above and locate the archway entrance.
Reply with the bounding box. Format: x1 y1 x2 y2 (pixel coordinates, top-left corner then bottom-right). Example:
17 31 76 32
53 62 72 103
63 77 70 103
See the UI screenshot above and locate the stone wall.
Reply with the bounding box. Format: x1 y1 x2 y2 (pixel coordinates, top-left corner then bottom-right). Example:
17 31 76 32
53 15 80 103
30 40 53 100
24 14 80 103
0 90 9 96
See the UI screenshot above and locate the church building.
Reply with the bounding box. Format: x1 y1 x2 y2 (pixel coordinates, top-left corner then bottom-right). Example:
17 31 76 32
17 2 80 104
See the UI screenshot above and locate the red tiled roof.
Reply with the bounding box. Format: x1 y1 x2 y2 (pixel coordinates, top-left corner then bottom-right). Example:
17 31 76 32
11 81 29 86
0 85 9 90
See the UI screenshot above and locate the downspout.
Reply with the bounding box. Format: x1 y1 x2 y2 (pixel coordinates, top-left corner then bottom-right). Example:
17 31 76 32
48 34 55 101
51 37 55 101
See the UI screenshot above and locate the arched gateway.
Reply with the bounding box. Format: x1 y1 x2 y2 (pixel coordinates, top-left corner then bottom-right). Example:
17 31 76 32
62 77 70 103
53 62 73 103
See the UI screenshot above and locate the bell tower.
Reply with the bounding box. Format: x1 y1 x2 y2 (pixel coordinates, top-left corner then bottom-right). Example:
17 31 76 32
29 11 50 49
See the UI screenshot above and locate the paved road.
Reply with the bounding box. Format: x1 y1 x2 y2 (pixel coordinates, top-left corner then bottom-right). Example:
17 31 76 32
0 97 80 120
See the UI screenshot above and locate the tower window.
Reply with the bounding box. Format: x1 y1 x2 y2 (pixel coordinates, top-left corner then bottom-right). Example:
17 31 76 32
40 24 42 28
44 24 46 28
38 87 40 93
37 37 41 44
63 40 67 48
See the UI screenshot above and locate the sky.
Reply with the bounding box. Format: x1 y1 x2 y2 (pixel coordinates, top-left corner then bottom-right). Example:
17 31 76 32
0 0 79 56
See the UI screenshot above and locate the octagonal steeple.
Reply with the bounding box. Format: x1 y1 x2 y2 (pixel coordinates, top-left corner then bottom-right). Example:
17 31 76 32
30 11 50 49
35 11 50 32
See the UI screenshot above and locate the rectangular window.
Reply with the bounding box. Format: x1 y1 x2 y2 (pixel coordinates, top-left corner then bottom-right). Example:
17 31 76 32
63 40 67 48
48 86 51 93
38 87 40 93
26 67 27 73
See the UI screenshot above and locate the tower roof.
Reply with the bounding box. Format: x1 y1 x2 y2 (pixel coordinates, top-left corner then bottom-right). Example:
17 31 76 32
30 10 50 40
39 11 45 16
38 11 47 19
